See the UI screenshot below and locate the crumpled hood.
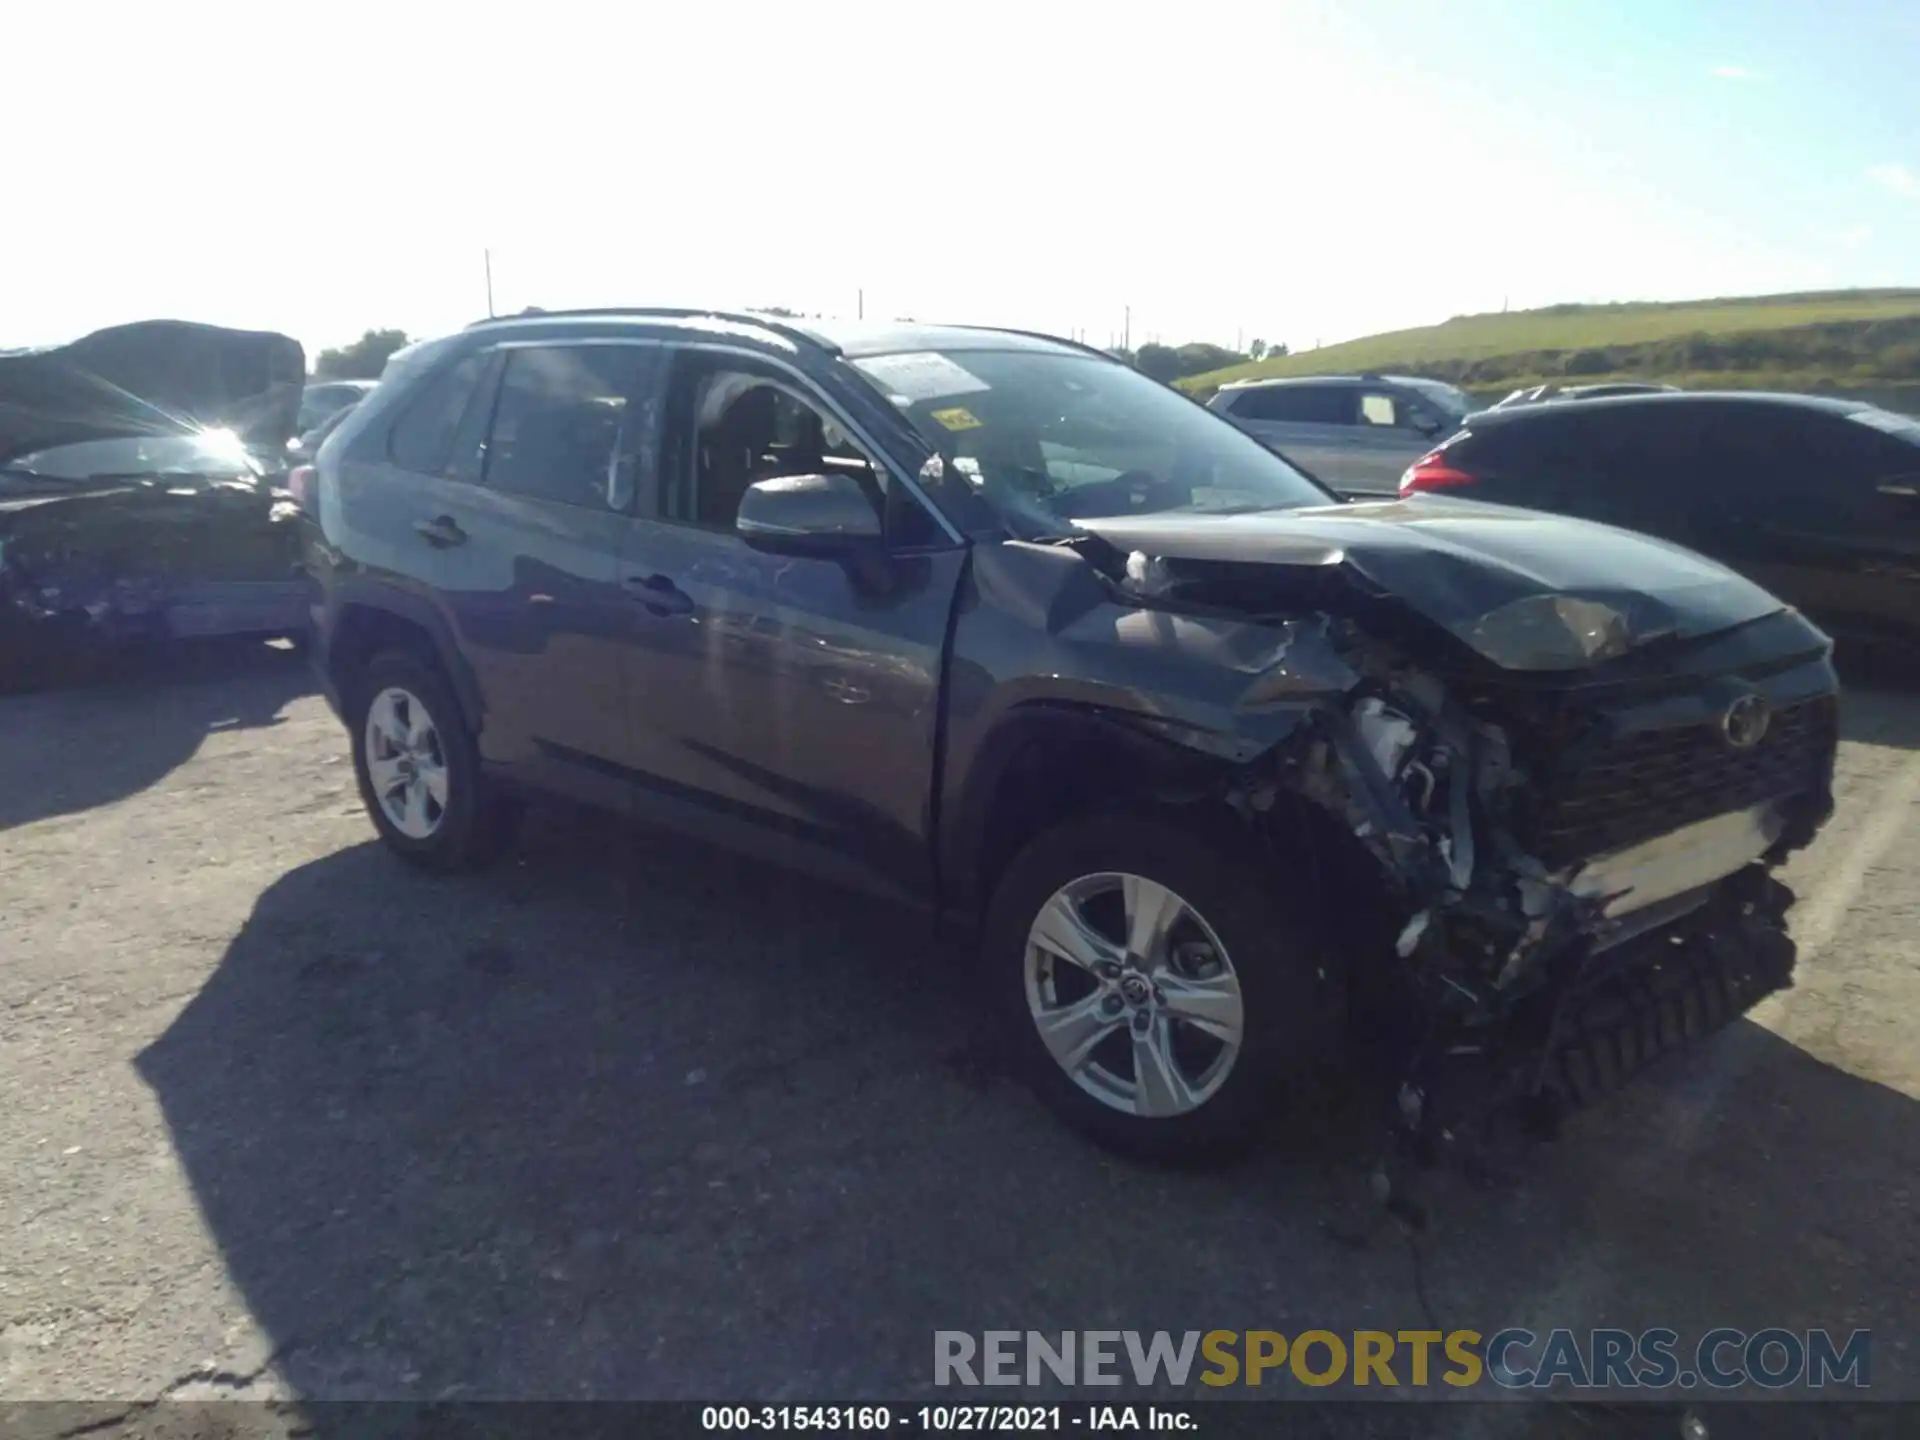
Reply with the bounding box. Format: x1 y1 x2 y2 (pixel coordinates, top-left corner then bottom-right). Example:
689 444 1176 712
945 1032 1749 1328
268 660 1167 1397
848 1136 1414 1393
0 320 305 465
1074 495 1788 670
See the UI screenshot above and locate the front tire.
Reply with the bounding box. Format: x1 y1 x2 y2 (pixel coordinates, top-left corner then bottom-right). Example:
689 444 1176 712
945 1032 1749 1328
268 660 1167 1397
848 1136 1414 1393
349 650 514 872
984 807 1335 1164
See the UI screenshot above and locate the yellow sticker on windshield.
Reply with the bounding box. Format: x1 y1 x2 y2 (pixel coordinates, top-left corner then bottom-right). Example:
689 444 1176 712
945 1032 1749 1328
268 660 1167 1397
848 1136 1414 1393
930 406 983 432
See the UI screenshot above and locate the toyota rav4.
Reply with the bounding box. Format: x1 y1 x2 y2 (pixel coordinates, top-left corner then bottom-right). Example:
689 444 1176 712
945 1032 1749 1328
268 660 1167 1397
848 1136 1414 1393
302 310 1837 1166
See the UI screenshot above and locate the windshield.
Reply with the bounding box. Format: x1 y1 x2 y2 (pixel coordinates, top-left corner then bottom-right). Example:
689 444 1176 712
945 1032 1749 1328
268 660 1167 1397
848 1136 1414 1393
851 349 1331 538
4 430 263 481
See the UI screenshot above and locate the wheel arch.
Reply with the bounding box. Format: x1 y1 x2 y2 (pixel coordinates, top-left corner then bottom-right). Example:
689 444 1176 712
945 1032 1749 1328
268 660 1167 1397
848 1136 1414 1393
943 702 1310 922
325 584 484 735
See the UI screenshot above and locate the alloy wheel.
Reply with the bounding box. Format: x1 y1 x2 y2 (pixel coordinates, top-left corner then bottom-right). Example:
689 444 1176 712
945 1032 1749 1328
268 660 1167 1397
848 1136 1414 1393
363 686 450 840
1023 872 1245 1118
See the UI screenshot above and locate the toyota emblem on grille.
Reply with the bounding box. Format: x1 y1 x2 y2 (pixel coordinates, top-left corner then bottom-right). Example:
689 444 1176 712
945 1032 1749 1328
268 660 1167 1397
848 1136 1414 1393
1722 693 1772 750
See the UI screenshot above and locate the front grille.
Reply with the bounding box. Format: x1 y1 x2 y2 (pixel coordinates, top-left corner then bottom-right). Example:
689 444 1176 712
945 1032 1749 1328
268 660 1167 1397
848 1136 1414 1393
1518 694 1836 867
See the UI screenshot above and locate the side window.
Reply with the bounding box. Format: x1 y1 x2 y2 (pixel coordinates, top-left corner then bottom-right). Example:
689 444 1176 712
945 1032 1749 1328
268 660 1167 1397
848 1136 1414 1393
388 353 488 475
1223 388 1279 421
1727 410 1894 522
1598 407 1739 518
481 346 639 509
1471 413 1612 486
1357 391 1399 427
1231 385 1349 424
1811 413 1919 486
1399 396 1445 434
661 354 939 546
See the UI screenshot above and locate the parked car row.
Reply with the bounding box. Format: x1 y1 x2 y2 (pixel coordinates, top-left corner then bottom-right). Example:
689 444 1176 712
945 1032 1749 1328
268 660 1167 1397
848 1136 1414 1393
1209 371 1919 650
299 308 1837 1171
1400 390 1920 653
0 305 1861 1176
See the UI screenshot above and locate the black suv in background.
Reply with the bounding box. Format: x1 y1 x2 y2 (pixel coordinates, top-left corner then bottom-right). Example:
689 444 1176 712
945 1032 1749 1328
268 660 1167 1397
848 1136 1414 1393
303 310 1837 1167
1402 391 1920 650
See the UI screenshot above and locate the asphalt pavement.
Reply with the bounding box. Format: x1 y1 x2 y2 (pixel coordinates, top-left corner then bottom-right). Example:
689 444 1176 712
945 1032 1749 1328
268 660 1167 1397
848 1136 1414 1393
2 641 1916 1434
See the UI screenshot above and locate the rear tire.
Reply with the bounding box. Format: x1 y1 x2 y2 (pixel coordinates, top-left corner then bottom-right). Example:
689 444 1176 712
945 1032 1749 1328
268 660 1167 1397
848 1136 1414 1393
983 806 1337 1164
349 649 516 872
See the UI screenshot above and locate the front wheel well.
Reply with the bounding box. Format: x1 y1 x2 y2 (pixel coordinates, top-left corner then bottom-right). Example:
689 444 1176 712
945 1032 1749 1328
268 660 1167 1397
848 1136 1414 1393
965 716 1234 915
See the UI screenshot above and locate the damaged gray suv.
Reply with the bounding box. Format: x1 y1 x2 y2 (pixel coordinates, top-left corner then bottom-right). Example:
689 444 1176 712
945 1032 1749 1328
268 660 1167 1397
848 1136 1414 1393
304 309 1837 1166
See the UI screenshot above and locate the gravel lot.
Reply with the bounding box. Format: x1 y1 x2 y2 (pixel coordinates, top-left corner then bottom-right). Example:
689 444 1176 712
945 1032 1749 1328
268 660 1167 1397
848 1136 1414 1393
2 641 1917 1430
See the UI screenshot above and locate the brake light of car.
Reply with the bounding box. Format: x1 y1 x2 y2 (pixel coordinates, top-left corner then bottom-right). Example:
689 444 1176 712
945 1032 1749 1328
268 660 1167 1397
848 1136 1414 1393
287 465 316 509
1400 450 1477 495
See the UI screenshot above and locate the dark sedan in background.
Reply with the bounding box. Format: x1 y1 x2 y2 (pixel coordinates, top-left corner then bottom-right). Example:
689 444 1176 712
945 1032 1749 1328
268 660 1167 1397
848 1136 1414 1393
1400 391 1920 651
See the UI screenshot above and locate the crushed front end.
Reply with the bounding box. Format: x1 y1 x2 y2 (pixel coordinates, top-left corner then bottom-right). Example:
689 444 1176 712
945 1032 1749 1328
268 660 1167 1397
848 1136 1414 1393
0 321 308 685
1252 602 1837 1181
1068 517 1841 1178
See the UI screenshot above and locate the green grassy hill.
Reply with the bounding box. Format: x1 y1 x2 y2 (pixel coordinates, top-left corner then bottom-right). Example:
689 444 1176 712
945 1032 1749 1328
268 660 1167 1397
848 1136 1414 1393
1181 288 1920 397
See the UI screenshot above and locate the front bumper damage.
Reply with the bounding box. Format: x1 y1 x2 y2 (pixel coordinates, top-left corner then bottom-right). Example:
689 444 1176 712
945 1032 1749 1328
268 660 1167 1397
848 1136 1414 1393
1389 866 1799 1190
0 544 307 687
1211 606 1835 1194
0 489 307 687
962 525 1835 1185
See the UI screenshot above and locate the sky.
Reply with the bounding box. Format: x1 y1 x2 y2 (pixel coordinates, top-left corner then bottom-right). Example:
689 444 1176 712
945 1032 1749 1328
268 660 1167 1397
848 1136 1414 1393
3 0 1917 361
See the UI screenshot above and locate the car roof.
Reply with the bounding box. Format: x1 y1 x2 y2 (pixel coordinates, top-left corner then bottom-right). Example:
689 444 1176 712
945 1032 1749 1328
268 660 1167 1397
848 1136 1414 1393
461 308 1098 362
804 319 1094 359
1217 373 1445 391
1465 389 1874 425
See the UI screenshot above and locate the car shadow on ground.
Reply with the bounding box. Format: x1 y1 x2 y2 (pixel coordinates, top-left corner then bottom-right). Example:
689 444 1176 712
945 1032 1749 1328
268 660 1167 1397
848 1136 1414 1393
133 804 1920 1424
0 637 312 831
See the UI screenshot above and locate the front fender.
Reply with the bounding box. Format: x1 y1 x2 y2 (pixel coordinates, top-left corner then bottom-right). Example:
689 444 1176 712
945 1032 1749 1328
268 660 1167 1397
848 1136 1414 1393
935 539 1359 915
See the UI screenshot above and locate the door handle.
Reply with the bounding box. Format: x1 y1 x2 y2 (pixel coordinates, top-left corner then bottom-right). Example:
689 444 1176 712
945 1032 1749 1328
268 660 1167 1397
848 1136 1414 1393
412 515 467 547
623 572 695 616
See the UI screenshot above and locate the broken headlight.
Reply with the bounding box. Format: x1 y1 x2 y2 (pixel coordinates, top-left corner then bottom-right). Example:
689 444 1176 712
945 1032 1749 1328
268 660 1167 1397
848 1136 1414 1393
1462 594 1635 671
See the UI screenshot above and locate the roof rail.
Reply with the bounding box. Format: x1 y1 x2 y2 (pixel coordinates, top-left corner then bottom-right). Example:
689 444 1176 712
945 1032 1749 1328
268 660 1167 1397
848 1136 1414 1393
465 306 842 355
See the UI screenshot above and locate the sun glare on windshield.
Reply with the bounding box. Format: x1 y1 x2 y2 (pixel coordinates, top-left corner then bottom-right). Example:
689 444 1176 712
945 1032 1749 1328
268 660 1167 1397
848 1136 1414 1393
192 426 251 463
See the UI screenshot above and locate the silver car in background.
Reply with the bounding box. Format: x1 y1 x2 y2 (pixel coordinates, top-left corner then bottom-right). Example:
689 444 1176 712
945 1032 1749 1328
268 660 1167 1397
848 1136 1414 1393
1207 373 1477 495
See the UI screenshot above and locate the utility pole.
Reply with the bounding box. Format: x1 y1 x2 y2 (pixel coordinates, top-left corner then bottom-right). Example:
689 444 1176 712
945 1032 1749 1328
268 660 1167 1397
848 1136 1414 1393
1123 305 1131 352
858 288 864 320
484 250 495 318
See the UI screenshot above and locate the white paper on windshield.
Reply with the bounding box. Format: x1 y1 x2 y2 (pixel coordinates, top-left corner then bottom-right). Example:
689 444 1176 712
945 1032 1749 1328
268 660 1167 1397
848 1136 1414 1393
856 351 991 403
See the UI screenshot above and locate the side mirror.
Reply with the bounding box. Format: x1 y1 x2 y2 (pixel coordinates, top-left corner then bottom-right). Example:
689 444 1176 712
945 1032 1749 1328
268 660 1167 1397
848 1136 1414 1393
736 472 883 556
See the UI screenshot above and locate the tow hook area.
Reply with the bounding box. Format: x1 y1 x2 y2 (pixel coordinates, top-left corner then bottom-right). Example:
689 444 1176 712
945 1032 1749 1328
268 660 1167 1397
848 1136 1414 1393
1371 869 1799 1220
